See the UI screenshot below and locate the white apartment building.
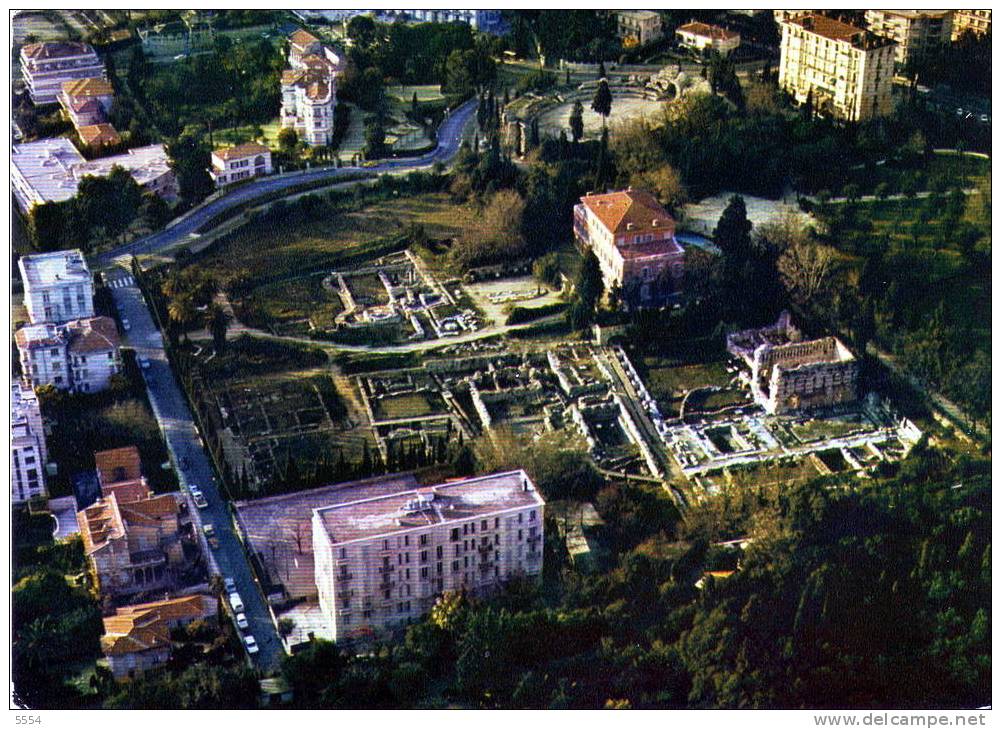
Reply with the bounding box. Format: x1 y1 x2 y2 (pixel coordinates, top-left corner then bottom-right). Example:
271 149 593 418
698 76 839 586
15 316 121 394
281 29 340 147
19 41 106 106
401 9 503 32
11 139 177 212
864 10 953 67
19 250 94 325
209 142 273 187
779 13 897 122
676 21 741 56
952 10 991 39
313 470 545 643
616 10 664 47
11 381 48 504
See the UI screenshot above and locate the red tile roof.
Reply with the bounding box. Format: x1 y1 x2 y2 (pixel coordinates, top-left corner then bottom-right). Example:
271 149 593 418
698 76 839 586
214 141 270 161
102 595 216 657
580 188 676 236
95 446 143 486
79 123 122 147
103 478 153 504
65 316 120 354
785 13 865 42
618 238 684 259
677 21 739 41
22 41 96 60
290 28 320 49
61 77 114 98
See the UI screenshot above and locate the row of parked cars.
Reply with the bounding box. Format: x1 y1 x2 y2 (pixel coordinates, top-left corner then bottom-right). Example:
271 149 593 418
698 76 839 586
224 578 259 655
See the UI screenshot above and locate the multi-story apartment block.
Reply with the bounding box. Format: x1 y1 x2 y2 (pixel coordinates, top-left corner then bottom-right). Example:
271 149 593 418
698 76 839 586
15 316 121 393
280 29 341 147
615 11 664 47
727 312 859 415
952 10 991 39
313 470 545 642
19 250 94 325
209 142 273 187
676 21 741 56
11 381 48 504
19 41 106 106
864 10 953 67
779 13 897 122
12 139 177 212
573 188 684 307
58 76 115 129
77 490 184 599
397 10 504 32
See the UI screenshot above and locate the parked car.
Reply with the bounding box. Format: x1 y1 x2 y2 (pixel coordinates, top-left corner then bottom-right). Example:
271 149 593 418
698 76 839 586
244 635 259 654
202 523 219 549
224 577 237 594
229 592 244 613
236 612 249 630
138 356 151 370
121 319 131 331
192 491 208 509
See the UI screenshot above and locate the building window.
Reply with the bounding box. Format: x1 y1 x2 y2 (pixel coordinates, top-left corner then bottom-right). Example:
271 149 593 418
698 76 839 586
450 528 459 541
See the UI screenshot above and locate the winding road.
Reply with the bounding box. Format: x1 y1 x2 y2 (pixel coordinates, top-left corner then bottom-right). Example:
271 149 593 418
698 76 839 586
96 98 477 267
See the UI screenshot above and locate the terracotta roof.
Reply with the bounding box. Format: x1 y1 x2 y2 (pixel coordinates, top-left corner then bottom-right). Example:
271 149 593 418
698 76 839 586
77 493 126 555
79 123 122 147
305 79 330 101
119 494 178 525
580 188 676 236
22 41 96 60
95 446 143 487
214 141 270 161
101 613 170 657
62 77 114 98
785 13 866 42
103 478 153 504
677 21 739 41
290 28 320 49
102 595 216 656
281 68 304 85
65 316 120 354
300 53 333 71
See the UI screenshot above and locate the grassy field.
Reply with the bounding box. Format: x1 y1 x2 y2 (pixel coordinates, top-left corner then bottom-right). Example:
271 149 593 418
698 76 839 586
245 274 345 335
214 118 283 150
846 151 991 196
194 335 328 380
194 193 481 287
371 391 447 421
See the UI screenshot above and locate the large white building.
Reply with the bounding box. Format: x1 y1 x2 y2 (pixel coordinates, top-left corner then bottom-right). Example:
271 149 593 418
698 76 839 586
779 13 897 122
399 9 503 32
280 29 341 147
19 250 94 325
209 142 273 188
11 139 177 212
11 381 48 504
19 41 106 105
313 470 545 642
864 10 953 67
15 316 121 394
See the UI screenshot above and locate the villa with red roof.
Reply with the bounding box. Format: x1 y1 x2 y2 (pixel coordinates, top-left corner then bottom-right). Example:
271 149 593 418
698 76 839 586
573 188 685 307
210 142 273 188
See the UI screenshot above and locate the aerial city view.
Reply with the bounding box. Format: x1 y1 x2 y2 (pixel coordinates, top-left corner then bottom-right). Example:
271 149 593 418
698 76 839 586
9 8 991 713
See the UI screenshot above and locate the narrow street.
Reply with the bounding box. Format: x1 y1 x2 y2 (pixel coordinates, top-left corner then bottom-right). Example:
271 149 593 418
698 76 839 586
105 267 286 673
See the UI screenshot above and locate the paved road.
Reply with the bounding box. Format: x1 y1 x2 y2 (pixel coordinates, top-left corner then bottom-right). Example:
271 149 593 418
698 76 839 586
106 267 285 672
96 98 477 267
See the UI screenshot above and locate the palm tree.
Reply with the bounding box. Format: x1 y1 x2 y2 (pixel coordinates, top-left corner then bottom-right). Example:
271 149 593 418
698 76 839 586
167 294 197 341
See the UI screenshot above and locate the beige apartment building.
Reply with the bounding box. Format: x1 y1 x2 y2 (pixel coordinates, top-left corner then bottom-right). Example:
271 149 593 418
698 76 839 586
864 10 953 66
313 470 545 643
615 11 664 47
952 10 991 39
779 13 897 122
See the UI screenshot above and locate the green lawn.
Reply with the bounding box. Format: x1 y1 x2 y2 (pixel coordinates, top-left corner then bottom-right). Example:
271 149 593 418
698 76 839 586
371 391 447 421
194 335 328 380
214 118 283 150
845 151 991 196
245 274 345 334
193 193 481 286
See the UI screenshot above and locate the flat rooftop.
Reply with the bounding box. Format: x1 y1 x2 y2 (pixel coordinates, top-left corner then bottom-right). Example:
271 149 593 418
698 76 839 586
19 249 91 288
315 470 544 546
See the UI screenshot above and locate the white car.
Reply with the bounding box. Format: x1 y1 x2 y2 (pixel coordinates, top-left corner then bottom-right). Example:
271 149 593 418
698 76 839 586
224 577 237 594
138 357 151 370
229 592 244 613
192 492 208 509
121 319 131 331
244 635 259 654
236 612 249 630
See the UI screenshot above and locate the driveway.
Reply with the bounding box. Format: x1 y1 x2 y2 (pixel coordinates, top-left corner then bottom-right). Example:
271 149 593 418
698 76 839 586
96 98 477 267
106 267 286 673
